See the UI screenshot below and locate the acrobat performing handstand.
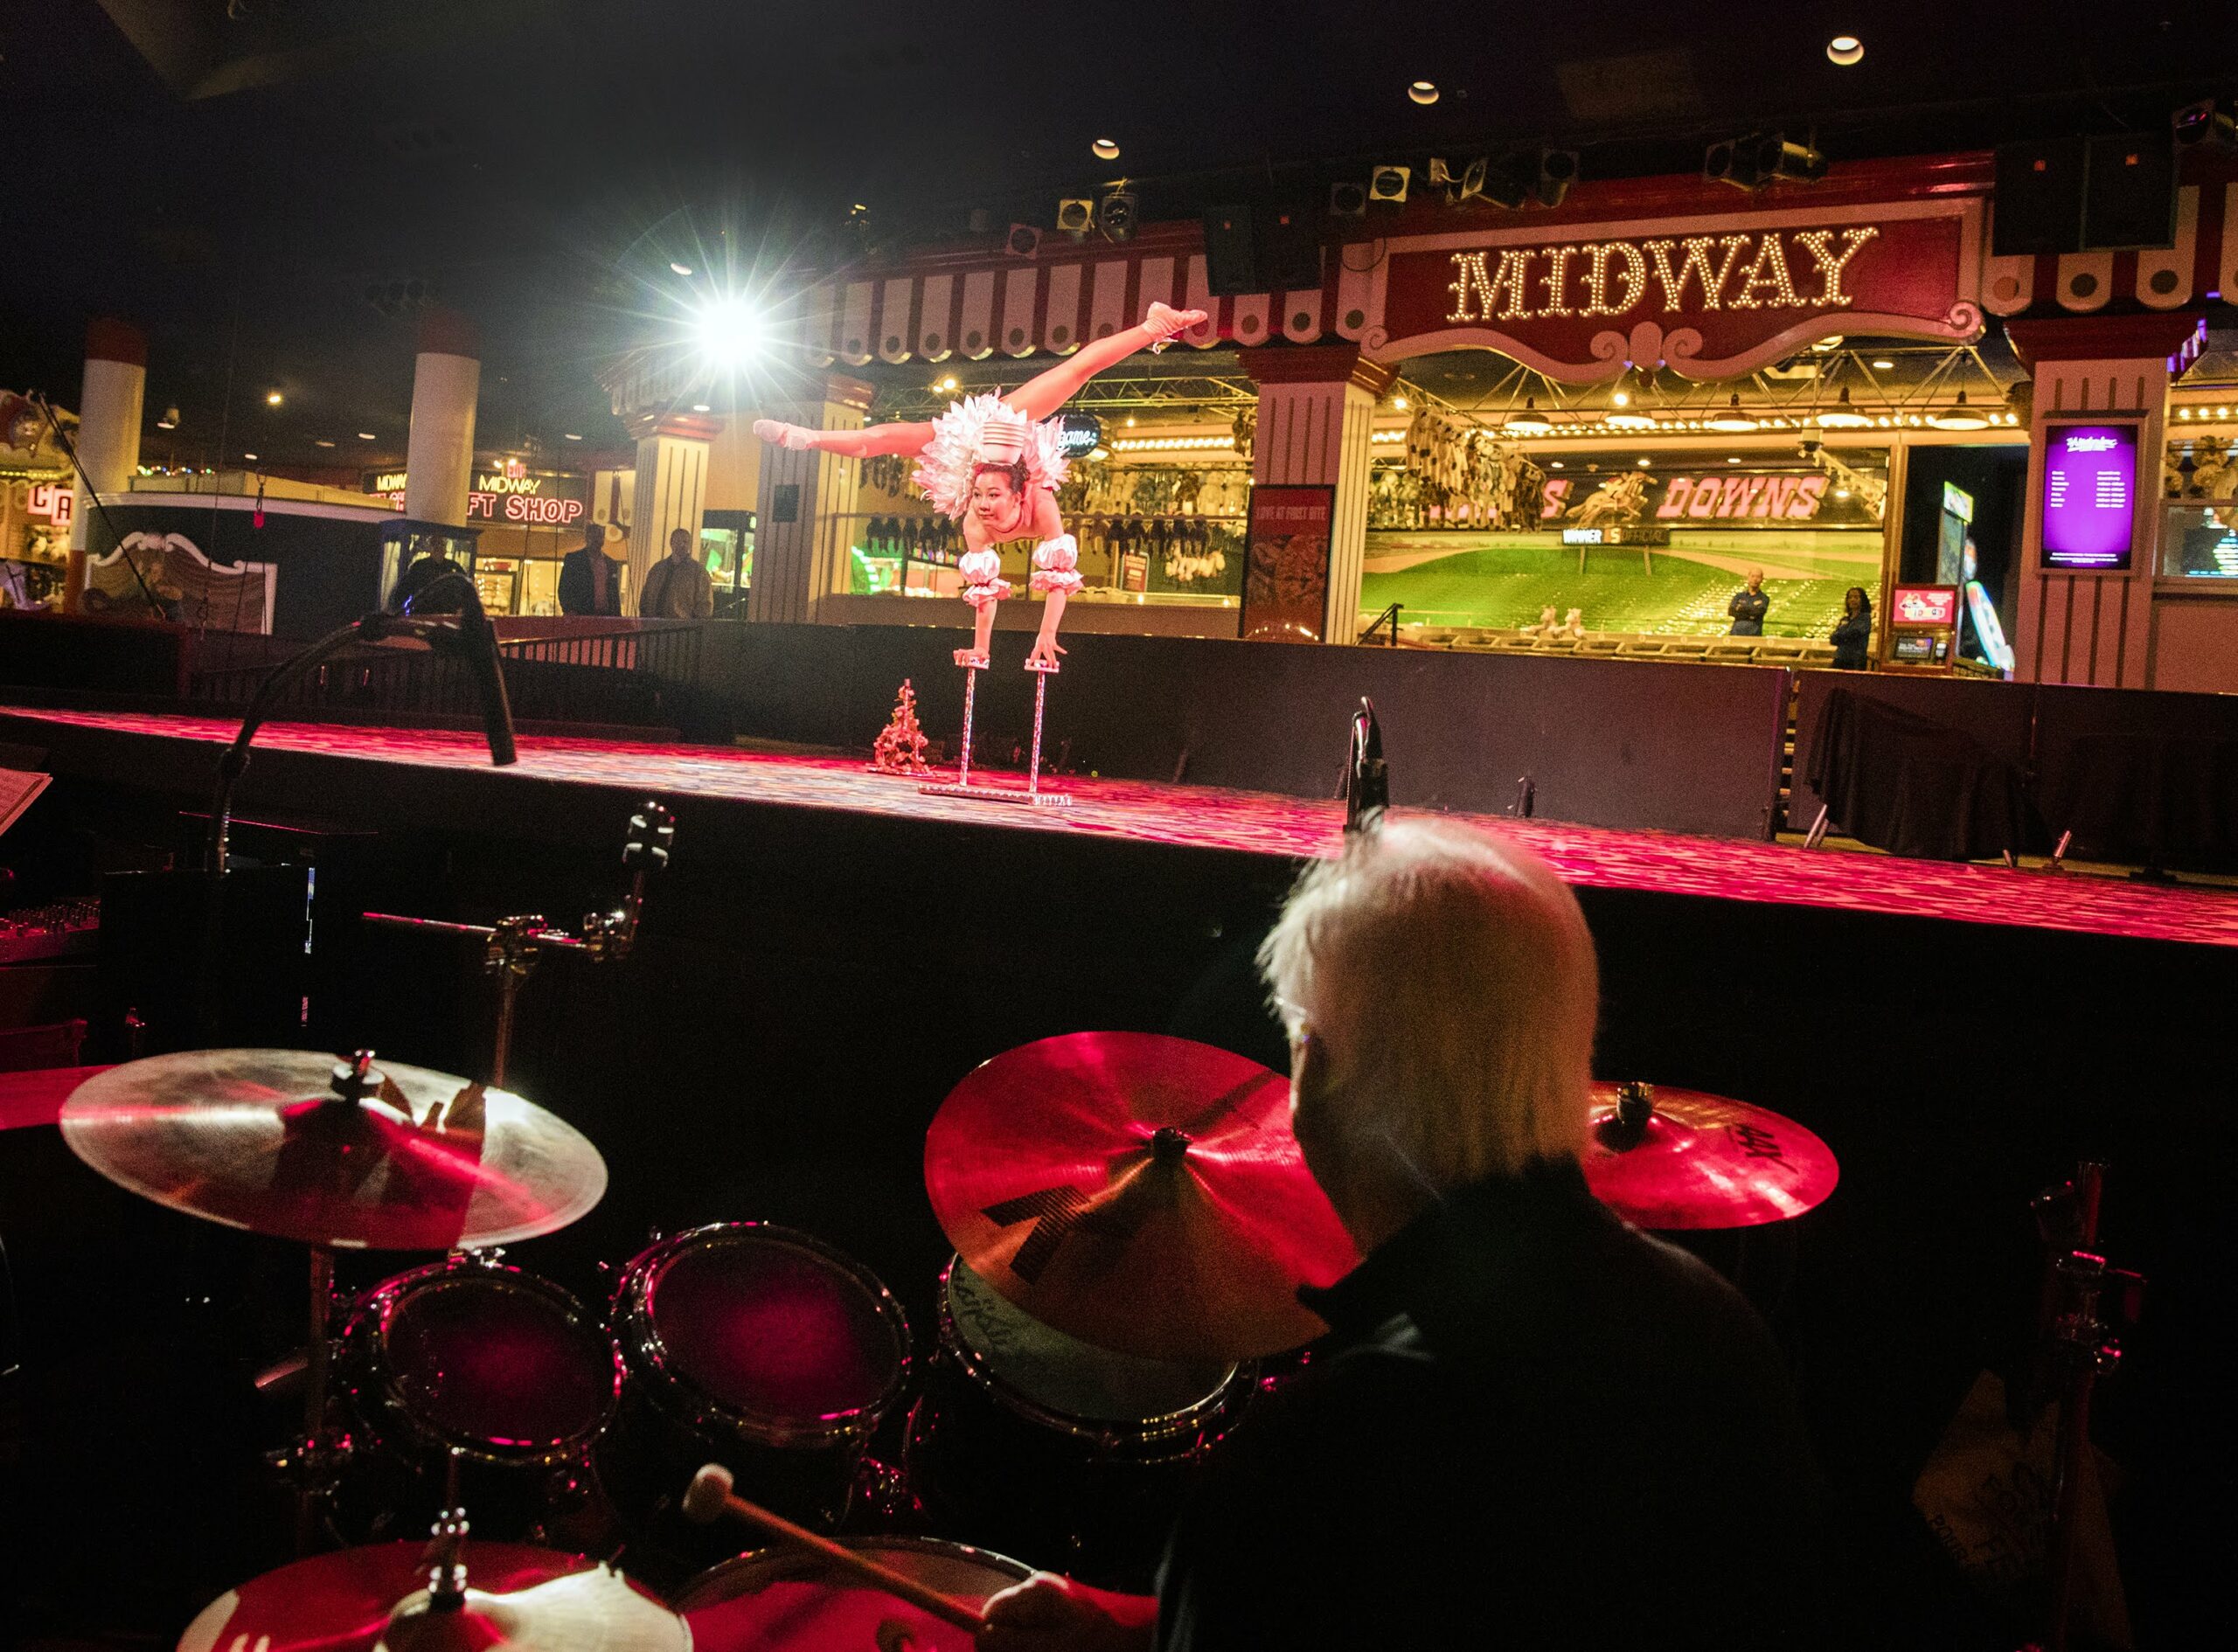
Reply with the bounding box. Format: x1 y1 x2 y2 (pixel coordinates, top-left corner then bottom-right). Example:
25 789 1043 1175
753 300 1207 669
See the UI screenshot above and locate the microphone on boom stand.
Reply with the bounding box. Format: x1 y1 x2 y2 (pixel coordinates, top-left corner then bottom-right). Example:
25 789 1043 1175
1345 697 1387 836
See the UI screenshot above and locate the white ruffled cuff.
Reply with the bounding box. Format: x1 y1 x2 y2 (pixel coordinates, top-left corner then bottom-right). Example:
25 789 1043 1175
1029 534 1084 595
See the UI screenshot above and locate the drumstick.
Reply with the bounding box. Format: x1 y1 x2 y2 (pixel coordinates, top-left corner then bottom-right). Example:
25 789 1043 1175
680 1464 990 1635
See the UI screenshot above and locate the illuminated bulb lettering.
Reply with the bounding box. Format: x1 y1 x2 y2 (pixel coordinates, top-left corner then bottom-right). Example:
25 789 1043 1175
1794 226 1880 306
1730 234 1803 309
1448 253 1498 323
1581 242 1647 316
1644 235 1751 311
1539 245 1580 316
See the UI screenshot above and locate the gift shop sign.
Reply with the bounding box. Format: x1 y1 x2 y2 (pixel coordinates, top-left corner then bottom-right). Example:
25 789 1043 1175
365 469 588 526
1368 201 1982 383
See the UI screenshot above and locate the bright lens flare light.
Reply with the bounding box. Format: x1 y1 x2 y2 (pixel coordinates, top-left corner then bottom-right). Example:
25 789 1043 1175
694 298 765 370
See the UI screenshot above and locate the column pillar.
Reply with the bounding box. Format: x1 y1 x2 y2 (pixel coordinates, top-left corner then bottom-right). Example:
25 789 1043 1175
66 317 146 613
1241 345 1393 644
747 374 872 625
404 308 479 529
2006 311 2198 687
629 413 718 614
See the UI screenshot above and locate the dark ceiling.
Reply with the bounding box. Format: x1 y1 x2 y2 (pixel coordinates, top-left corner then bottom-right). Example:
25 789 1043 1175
4 0 2235 470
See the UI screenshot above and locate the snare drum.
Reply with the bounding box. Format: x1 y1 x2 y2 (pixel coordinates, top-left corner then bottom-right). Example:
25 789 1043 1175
602 1223 911 1548
677 1537 1032 1652
335 1254 623 1542
905 1256 1252 1587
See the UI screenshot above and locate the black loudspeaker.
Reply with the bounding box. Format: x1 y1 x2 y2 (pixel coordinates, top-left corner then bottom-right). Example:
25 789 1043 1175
1259 203 1323 291
2083 133 2178 249
1992 139 2085 255
1202 203 1256 295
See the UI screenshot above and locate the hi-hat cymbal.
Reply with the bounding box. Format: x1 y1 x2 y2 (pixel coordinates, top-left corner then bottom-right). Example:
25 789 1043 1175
177 1543 683 1652
1582 1081 1838 1230
926 1031 1359 1363
63 1049 606 1251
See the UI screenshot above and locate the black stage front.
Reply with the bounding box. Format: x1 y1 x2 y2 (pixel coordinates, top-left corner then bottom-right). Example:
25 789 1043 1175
1 706 2233 1647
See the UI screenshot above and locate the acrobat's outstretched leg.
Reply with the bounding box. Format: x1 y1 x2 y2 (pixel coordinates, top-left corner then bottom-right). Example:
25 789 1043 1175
751 419 935 458
1003 303 1207 422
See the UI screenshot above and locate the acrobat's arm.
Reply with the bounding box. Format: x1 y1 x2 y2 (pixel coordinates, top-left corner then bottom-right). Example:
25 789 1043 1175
751 419 935 459
1002 302 1208 423
1024 489 1082 669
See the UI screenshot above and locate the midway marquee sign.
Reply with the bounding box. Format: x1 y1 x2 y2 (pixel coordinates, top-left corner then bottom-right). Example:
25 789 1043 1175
1367 201 1983 381
365 468 589 525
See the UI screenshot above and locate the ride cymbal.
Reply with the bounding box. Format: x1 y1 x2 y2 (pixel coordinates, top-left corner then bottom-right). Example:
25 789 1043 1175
1582 1081 1838 1230
926 1031 1359 1363
63 1049 605 1251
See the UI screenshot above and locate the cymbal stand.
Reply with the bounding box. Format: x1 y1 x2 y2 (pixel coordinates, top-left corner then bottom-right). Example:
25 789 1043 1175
2028 1162 2144 1652
362 802 674 1089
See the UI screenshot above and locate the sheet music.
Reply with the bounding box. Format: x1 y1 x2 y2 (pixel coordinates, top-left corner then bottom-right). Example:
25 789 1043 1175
0 768 52 838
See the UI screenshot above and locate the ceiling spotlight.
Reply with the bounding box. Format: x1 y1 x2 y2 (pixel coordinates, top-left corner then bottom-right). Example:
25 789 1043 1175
1393 395 1409 410
265 390 283 406
1329 179 1370 217
155 406 179 430
1727 456 1742 465
564 433 582 441
1819 386 1871 428
671 261 694 276
1610 390 1630 406
1871 357 1895 370
940 376 959 392
693 296 764 370
1092 137 1121 160
1505 397 1553 434
1099 184 1139 240
1368 165 1411 205
314 438 335 448
1608 410 1655 429
1408 80 1438 105
243 452 258 462
1056 197 1096 238
1826 35 1863 66
1637 457 1651 467
1708 393 1760 432
358 431 377 441
692 402 712 413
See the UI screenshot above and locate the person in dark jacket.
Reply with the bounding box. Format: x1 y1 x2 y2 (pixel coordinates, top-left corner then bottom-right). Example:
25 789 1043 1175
557 522 622 616
979 819 1827 1652
1830 585 1873 669
1727 565 1770 635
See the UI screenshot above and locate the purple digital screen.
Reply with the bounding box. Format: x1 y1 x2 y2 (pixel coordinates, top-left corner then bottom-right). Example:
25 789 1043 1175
2040 423 2137 570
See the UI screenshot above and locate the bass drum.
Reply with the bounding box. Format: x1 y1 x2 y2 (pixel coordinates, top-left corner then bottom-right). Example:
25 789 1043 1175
678 1537 1032 1652
334 1254 623 1544
905 1255 1253 1589
601 1223 911 1567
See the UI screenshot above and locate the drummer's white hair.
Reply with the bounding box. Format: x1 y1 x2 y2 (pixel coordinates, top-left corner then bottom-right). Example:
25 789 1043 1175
1259 817 1597 1186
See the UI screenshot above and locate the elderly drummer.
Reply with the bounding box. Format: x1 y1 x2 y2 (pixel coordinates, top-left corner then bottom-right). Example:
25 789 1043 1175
980 818 1825 1652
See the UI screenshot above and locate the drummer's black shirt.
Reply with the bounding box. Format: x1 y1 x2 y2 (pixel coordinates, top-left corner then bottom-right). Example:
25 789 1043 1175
1155 1158 1825 1651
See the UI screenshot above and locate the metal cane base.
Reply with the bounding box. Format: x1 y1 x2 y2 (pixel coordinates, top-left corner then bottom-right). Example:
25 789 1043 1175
918 781 1074 809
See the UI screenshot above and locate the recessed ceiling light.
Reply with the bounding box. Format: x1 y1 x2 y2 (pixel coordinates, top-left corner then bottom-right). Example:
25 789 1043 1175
564 433 581 441
671 261 694 276
1611 390 1630 406
692 402 711 413
1092 137 1120 160
1407 80 1438 105
1549 460 1564 469
1637 457 1651 467
1871 357 1894 370
243 453 258 462
358 432 377 441
1727 455 1742 464
1393 395 1408 410
1827 35 1864 66
265 391 283 406
315 439 335 448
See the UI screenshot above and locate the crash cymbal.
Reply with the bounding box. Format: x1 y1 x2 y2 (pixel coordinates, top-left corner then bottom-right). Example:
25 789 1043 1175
1582 1081 1838 1230
927 1031 1359 1363
62 1049 606 1251
178 1544 685 1652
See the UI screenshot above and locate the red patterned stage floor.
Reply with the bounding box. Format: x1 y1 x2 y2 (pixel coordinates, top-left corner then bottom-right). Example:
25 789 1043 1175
11 706 2237 949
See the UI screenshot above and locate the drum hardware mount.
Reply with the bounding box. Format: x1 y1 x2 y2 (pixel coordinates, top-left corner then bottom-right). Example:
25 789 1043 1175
363 802 675 1087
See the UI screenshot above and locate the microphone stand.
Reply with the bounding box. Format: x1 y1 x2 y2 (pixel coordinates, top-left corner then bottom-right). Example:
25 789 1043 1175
197 569 516 1041
26 391 166 620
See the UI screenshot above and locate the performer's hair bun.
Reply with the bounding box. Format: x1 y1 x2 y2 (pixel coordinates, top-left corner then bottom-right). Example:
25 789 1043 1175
972 459 1030 493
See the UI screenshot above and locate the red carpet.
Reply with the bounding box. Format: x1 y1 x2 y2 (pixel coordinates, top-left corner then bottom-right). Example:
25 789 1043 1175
12 707 2237 949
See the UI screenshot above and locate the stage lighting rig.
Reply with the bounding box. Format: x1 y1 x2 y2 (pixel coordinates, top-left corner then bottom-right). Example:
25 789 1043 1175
1099 182 1138 241
1057 198 1096 238
2175 99 2238 150
1329 179 1369 218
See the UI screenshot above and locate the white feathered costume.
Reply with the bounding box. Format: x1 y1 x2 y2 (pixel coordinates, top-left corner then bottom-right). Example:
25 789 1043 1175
913 394 1081 610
